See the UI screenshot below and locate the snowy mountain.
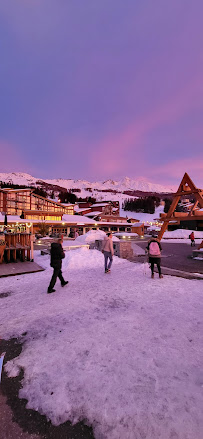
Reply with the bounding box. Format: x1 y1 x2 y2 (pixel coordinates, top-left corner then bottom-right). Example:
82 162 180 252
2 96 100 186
0 172 176 194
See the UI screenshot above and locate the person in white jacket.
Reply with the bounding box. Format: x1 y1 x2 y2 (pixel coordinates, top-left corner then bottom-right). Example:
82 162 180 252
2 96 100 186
102 232 114 273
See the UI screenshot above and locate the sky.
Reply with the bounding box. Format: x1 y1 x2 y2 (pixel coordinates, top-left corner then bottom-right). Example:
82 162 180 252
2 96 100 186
0 0 203 187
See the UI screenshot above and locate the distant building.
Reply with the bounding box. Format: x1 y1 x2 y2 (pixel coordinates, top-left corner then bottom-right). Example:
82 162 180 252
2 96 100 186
0 188 142 235
76 200 119 216
91 214 131 223
0 188 74 219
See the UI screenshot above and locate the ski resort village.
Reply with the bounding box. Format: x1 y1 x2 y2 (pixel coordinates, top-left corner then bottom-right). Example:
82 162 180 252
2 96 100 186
0 172 203 439
1 2 203 438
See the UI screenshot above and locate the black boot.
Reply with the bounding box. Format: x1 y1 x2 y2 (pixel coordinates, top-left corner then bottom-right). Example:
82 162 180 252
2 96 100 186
47 288 56 294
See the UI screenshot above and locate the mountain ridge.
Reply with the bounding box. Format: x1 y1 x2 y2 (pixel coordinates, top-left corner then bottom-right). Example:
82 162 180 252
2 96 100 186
0 172 176 194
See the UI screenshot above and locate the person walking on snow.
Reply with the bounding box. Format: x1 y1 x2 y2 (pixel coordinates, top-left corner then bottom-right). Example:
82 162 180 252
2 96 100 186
47 237 68 293
189 232 195 247
146 234 163 279
102 232 114 273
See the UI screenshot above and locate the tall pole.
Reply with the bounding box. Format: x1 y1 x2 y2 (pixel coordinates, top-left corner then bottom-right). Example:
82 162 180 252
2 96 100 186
31 224 34 261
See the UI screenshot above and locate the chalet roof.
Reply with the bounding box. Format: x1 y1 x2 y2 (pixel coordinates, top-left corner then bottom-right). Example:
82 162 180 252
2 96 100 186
60 205 76 207
85 211 101 217
130 222 144 227
0 213 96 225
58 203 75 207
91 203 109 207
0 213 144 228
62 214 96 224
0 188 33 192
75 208 91 213
94 214 131 221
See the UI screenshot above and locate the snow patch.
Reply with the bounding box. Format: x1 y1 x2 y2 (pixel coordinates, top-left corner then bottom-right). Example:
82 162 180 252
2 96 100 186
1 248 202 439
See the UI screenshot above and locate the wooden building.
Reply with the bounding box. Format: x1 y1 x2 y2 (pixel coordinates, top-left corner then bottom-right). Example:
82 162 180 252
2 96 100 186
0 188 74 219
90 201 119 215
76 201 120 217
88 214 135 223
0 188 143 237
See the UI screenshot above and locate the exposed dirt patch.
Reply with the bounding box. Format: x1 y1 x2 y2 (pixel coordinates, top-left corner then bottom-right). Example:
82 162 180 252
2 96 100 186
0 292 13 298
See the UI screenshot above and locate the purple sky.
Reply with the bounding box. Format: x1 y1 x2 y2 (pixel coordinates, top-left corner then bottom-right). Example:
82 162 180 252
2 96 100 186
0 0 203 187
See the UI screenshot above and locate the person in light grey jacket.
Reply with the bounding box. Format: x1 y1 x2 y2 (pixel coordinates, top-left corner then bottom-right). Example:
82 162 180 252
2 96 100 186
102 232 114 273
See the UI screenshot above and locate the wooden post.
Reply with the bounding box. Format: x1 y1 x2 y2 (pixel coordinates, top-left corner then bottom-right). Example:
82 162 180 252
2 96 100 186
30 224 34 261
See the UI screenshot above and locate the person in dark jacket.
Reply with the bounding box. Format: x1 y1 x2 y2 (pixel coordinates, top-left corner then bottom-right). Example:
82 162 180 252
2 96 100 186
189 232 195 247
47 238 68 294
146 235 163 279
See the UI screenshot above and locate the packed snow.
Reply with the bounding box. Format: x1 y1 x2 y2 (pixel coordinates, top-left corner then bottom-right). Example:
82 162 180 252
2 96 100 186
0 247 202 439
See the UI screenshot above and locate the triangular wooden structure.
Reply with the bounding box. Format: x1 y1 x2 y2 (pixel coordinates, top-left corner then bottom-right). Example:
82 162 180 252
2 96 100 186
158 173 203 240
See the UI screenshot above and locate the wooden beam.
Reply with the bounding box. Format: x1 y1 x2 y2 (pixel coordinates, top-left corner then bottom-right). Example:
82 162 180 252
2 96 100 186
161 215 203 222
158 221 169 240
158 172 203 240
190 199 199 213
175 189 202 196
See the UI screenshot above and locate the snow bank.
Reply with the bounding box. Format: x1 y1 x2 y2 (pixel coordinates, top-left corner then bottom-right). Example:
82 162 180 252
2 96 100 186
163 229 203 239
114 232 139 237
1 249 202 439
74 229 119 244
34 247 123 271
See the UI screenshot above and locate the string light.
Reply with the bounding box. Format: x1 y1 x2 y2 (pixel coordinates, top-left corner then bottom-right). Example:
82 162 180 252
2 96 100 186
26 223 32 228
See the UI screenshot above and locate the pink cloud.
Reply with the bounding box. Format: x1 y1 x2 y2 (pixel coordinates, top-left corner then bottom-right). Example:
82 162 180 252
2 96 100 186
149 156 203 189
89 75 203 178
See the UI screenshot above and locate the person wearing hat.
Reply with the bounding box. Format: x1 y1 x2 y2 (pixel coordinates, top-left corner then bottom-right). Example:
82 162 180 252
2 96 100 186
146 234 163 279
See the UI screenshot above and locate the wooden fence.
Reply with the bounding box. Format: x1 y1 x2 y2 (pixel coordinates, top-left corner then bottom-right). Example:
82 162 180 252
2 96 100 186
0 233 31 263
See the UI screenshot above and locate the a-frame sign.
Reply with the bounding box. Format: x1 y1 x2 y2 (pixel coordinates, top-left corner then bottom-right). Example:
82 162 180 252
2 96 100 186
158 173 203 240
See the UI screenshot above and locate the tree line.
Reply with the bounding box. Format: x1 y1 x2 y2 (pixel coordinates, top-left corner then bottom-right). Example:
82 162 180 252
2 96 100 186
58 191 96 204
122 196 160 214
0 181 96 204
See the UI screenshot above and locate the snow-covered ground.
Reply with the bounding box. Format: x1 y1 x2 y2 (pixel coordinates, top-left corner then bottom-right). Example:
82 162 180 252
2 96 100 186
163 229 203 239
161 229 203 244
0 248 202 439
120 205 165 223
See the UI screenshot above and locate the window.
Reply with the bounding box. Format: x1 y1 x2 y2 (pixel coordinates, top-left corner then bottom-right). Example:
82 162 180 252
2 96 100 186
111 226 118 231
